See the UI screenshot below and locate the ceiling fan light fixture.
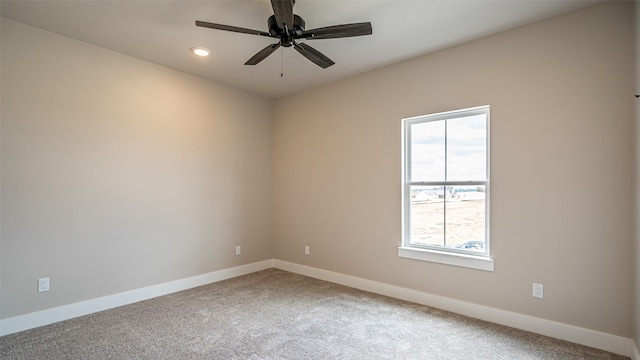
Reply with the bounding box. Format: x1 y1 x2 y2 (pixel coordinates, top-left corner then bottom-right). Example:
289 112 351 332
191 46 211 57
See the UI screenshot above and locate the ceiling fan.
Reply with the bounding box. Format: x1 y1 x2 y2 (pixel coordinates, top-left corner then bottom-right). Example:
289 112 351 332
195 0 372 69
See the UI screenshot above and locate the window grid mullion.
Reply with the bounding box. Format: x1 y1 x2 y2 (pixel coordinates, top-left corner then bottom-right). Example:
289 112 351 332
443 119 447 248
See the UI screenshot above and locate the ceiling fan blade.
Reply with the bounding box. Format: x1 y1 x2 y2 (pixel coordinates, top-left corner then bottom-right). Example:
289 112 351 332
195 20 271 37
271 0 294 30
245 43 282 65
300 22 372 40
293 42 335 69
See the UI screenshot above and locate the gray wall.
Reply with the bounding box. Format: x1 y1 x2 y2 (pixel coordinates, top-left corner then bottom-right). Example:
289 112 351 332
1 19 273 318
273 1 634 337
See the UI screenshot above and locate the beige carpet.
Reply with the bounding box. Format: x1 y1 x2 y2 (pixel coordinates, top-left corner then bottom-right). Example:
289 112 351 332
0 268 629 359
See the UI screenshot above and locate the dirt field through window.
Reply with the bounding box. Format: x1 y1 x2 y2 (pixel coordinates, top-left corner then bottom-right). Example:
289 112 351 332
410 199 485 248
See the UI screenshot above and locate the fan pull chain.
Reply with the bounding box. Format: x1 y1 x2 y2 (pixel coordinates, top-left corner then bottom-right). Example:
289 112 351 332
280 47 284 77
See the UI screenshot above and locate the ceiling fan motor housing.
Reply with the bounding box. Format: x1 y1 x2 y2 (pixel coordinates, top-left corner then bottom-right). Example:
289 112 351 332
268 14 305 47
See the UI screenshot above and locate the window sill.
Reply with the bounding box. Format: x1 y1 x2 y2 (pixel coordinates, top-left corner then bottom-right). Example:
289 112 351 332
398 246 494 272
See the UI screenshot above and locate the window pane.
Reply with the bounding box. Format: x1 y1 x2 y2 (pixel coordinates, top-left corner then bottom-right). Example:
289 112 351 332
410 121 445 182
409 185 445 247
446 114 487 181
444 185 486 252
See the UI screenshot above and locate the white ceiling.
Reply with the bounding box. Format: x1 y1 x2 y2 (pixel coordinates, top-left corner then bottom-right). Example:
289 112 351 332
1 0 602 99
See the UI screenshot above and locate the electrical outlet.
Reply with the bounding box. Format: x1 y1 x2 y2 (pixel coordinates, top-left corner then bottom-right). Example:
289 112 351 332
235 245 241 256
532 283 543 299
304 245 310 255
38 277 50 293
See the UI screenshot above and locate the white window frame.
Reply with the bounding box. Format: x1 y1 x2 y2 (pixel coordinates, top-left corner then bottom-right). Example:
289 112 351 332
398 106 493 272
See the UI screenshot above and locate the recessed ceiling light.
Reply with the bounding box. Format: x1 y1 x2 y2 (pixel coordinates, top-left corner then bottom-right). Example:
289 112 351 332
191 47 210 57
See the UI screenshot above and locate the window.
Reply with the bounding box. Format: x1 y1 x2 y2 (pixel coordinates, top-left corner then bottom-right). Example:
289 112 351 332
399 106 493 271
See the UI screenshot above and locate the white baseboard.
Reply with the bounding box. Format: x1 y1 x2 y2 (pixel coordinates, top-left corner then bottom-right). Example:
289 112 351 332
1 258 634 358
273 260 633 358
0 259 274 336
